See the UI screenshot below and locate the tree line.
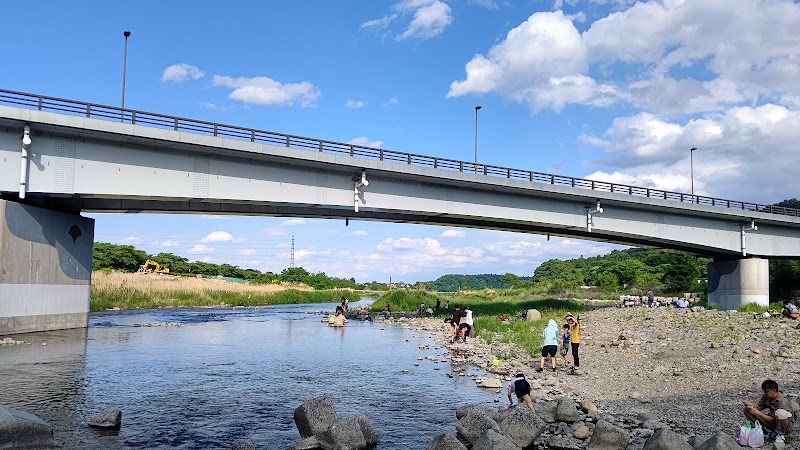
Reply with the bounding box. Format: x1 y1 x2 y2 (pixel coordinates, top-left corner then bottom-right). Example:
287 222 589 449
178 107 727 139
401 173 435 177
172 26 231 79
92 242 390 291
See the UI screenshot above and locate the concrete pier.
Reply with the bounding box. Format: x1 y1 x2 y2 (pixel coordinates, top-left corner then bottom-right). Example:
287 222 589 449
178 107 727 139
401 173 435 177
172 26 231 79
707 257 769 310
0 200 94 335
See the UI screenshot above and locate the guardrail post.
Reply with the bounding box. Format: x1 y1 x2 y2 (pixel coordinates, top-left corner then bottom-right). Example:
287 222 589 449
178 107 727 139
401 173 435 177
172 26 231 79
507 168 511 178
571 178 575 187
459 162 463 172
37 97 43 110
285 136 290 147
173 118 179 131
350 145 354 156
646 189 650 198
591 180 595 190
629 186 632 195
434 158 438 169
250 130 255 142
213 124 218 137
379 150 384 161
319 141 323 152
86 104 91 118
131 112 136 124
407 154 411 165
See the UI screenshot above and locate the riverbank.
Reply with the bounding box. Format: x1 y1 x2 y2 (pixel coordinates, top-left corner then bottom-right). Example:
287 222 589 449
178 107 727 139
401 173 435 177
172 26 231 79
90 272 361 311
383 306 800 443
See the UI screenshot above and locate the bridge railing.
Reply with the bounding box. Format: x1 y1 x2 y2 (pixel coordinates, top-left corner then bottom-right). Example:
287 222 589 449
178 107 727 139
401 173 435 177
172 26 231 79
1 88 798 218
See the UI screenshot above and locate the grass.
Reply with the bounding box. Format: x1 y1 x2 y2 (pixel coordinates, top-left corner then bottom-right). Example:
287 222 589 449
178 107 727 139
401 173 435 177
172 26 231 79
90 272 362 311
736 302 784 314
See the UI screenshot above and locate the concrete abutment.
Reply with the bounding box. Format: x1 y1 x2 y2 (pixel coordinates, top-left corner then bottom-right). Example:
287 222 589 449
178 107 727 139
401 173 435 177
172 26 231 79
0 199 93 335
707 257 769 310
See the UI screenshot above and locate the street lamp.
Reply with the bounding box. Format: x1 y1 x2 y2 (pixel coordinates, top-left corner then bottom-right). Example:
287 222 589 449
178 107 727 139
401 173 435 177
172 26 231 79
690 147 697 198
474 105 482 172
121 30 131 120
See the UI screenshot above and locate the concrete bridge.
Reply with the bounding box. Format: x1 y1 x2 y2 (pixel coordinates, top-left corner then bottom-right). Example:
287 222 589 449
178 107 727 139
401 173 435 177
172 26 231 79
1 89 799 334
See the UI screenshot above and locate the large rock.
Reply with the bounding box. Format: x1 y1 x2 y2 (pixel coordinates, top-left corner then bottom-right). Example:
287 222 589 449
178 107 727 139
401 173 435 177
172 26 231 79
694 431 739 450
536 401 558 423
426 434 468 450
456 403 500 421
498 407 545 448
317 417 368 450
294 395 337 438
642 427 692 450
283 436 320 450
471 429 521 450
587 419 630 450
456 409 500 445
526 309 542 321
0 405 58 450
352 416 376 446
555 396 582 423
87 407 122 430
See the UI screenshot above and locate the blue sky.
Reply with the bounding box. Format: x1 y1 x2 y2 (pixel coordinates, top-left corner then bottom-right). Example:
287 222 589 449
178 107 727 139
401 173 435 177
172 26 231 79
2 0 799 283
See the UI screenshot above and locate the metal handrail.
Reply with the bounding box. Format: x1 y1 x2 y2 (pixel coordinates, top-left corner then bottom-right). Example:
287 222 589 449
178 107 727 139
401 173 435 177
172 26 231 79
1 88 798 218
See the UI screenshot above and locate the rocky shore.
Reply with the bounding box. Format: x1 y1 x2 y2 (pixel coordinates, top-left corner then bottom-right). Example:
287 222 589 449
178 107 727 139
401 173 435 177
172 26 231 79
377 306 800 447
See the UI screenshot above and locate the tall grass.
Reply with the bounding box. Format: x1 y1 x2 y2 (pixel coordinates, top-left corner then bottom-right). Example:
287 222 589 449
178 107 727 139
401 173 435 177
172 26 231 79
90 272 355 311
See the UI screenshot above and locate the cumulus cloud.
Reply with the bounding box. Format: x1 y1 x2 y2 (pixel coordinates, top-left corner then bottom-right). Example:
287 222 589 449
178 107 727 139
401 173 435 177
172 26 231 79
212 75 320 107
351 230 369 236
440 229 466 238
154 240 180 248
385 96 399 105
239 249 256 256
161 63 205 82
347 136 384 148
363 0 453 41
187 244 214 254
200 231 234 243
121 236 142 244
280 219 306 226
345 100 366 108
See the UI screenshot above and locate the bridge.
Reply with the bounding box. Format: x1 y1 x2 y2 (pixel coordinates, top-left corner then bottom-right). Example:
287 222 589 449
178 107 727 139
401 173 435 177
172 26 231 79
1 88 799 334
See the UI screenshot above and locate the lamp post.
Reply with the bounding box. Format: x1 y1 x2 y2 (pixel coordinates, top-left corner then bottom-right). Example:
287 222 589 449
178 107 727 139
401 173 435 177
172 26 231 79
690 147 697 198
121 31 131 120
474 105 482 173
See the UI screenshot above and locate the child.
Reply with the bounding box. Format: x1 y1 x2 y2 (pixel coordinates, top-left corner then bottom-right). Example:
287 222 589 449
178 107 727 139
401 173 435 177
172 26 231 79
565 313 581 373
537 319 559 372
560 324 570 367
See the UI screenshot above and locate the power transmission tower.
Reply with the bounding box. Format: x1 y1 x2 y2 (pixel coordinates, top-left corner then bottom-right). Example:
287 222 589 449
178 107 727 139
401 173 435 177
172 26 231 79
290 235 295 268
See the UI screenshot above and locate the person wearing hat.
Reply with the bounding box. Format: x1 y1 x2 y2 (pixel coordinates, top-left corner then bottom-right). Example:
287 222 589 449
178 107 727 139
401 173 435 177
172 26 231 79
565 313 581 373
507 373 535 413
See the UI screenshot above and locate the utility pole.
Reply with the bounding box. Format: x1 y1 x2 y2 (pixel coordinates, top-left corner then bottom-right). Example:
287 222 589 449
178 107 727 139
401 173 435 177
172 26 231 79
290 235 295 268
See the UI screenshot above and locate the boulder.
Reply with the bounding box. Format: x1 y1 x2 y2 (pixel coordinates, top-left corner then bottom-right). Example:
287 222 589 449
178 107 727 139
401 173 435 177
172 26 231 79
555 396 582 423
694 431 738 450
641 419 666 430
580 401 598 413
476 377 504 389
547 435 583 450
574 424 592 440
471 429 521 450
0 405 58 450
294 395 337 438
526 309 542 321
456 403 499 421
587 419 630 450
426 434 468 450
536 401 558 423
353 415 376 446
642 427 692 450
456 409 500 445
317 417 368 450
87 407 122 430
284 436 320 450
498 407 545 448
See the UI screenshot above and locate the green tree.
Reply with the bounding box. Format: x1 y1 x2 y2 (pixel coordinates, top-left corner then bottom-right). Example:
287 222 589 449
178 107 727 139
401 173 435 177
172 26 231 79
92 243 149 272
663 256 700 292
594 271 619 291
500 273 520 287
150 252 190 274
280 267 310 283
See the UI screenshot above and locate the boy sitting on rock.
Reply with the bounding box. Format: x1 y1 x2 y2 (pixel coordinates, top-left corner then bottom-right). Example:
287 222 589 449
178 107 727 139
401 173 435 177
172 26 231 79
743 379 795 447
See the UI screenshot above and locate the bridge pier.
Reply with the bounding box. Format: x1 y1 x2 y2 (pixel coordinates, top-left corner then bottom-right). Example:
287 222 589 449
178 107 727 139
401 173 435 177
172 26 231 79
707 257 769 310
0 199 93 335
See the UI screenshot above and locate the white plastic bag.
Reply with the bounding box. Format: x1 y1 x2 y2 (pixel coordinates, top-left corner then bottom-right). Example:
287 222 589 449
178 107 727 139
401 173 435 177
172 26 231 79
737 424 750 446
748 421 764 448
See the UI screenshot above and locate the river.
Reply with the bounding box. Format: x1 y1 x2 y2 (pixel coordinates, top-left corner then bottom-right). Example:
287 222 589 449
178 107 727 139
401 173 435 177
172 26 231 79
0 299 498 449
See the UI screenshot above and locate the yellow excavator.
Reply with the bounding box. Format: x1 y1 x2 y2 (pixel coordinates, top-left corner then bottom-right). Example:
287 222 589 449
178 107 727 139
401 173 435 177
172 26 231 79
137 260 170 274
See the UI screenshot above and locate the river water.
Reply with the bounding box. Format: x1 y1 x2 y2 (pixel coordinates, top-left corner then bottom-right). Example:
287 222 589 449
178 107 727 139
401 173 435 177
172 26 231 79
0 299 498 449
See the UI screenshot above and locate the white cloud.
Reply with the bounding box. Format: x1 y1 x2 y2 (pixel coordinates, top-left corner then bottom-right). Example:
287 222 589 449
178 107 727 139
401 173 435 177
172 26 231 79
396 0 453 40
347 136 384 148
239 249 256 256
200 231 234 243
200 215 231 220
121 236 142 244
471 0 498 9
351 230 369 236
212 75 320 107
385 96 399 105
440 229 466 238
187 244 214 254
154 240 180 248
361 14 398 30
161 63 205 82
280 219 306 226
345 100 367 108
233 237 247 243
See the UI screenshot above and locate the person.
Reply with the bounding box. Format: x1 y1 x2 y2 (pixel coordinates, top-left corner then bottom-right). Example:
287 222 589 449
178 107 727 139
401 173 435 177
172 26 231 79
566 313 581 373
450 305 463 343
458 307 474 343
507 373 535 413
675 298 689 308
537 319 559 372
383 302 391 319
418 303 426 318
743 379 795 446
781 302 799 319
646 290 655 307
560 324 571 367
341 297 347 312
344 297 349 310
435 298 441 313
444 300 450 311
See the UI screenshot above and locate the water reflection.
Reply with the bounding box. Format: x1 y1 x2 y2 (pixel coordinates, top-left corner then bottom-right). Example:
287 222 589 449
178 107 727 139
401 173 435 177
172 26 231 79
0 301 497 449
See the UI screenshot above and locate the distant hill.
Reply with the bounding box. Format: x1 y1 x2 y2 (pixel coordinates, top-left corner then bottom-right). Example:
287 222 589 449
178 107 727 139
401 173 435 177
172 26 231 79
421 273 531 292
